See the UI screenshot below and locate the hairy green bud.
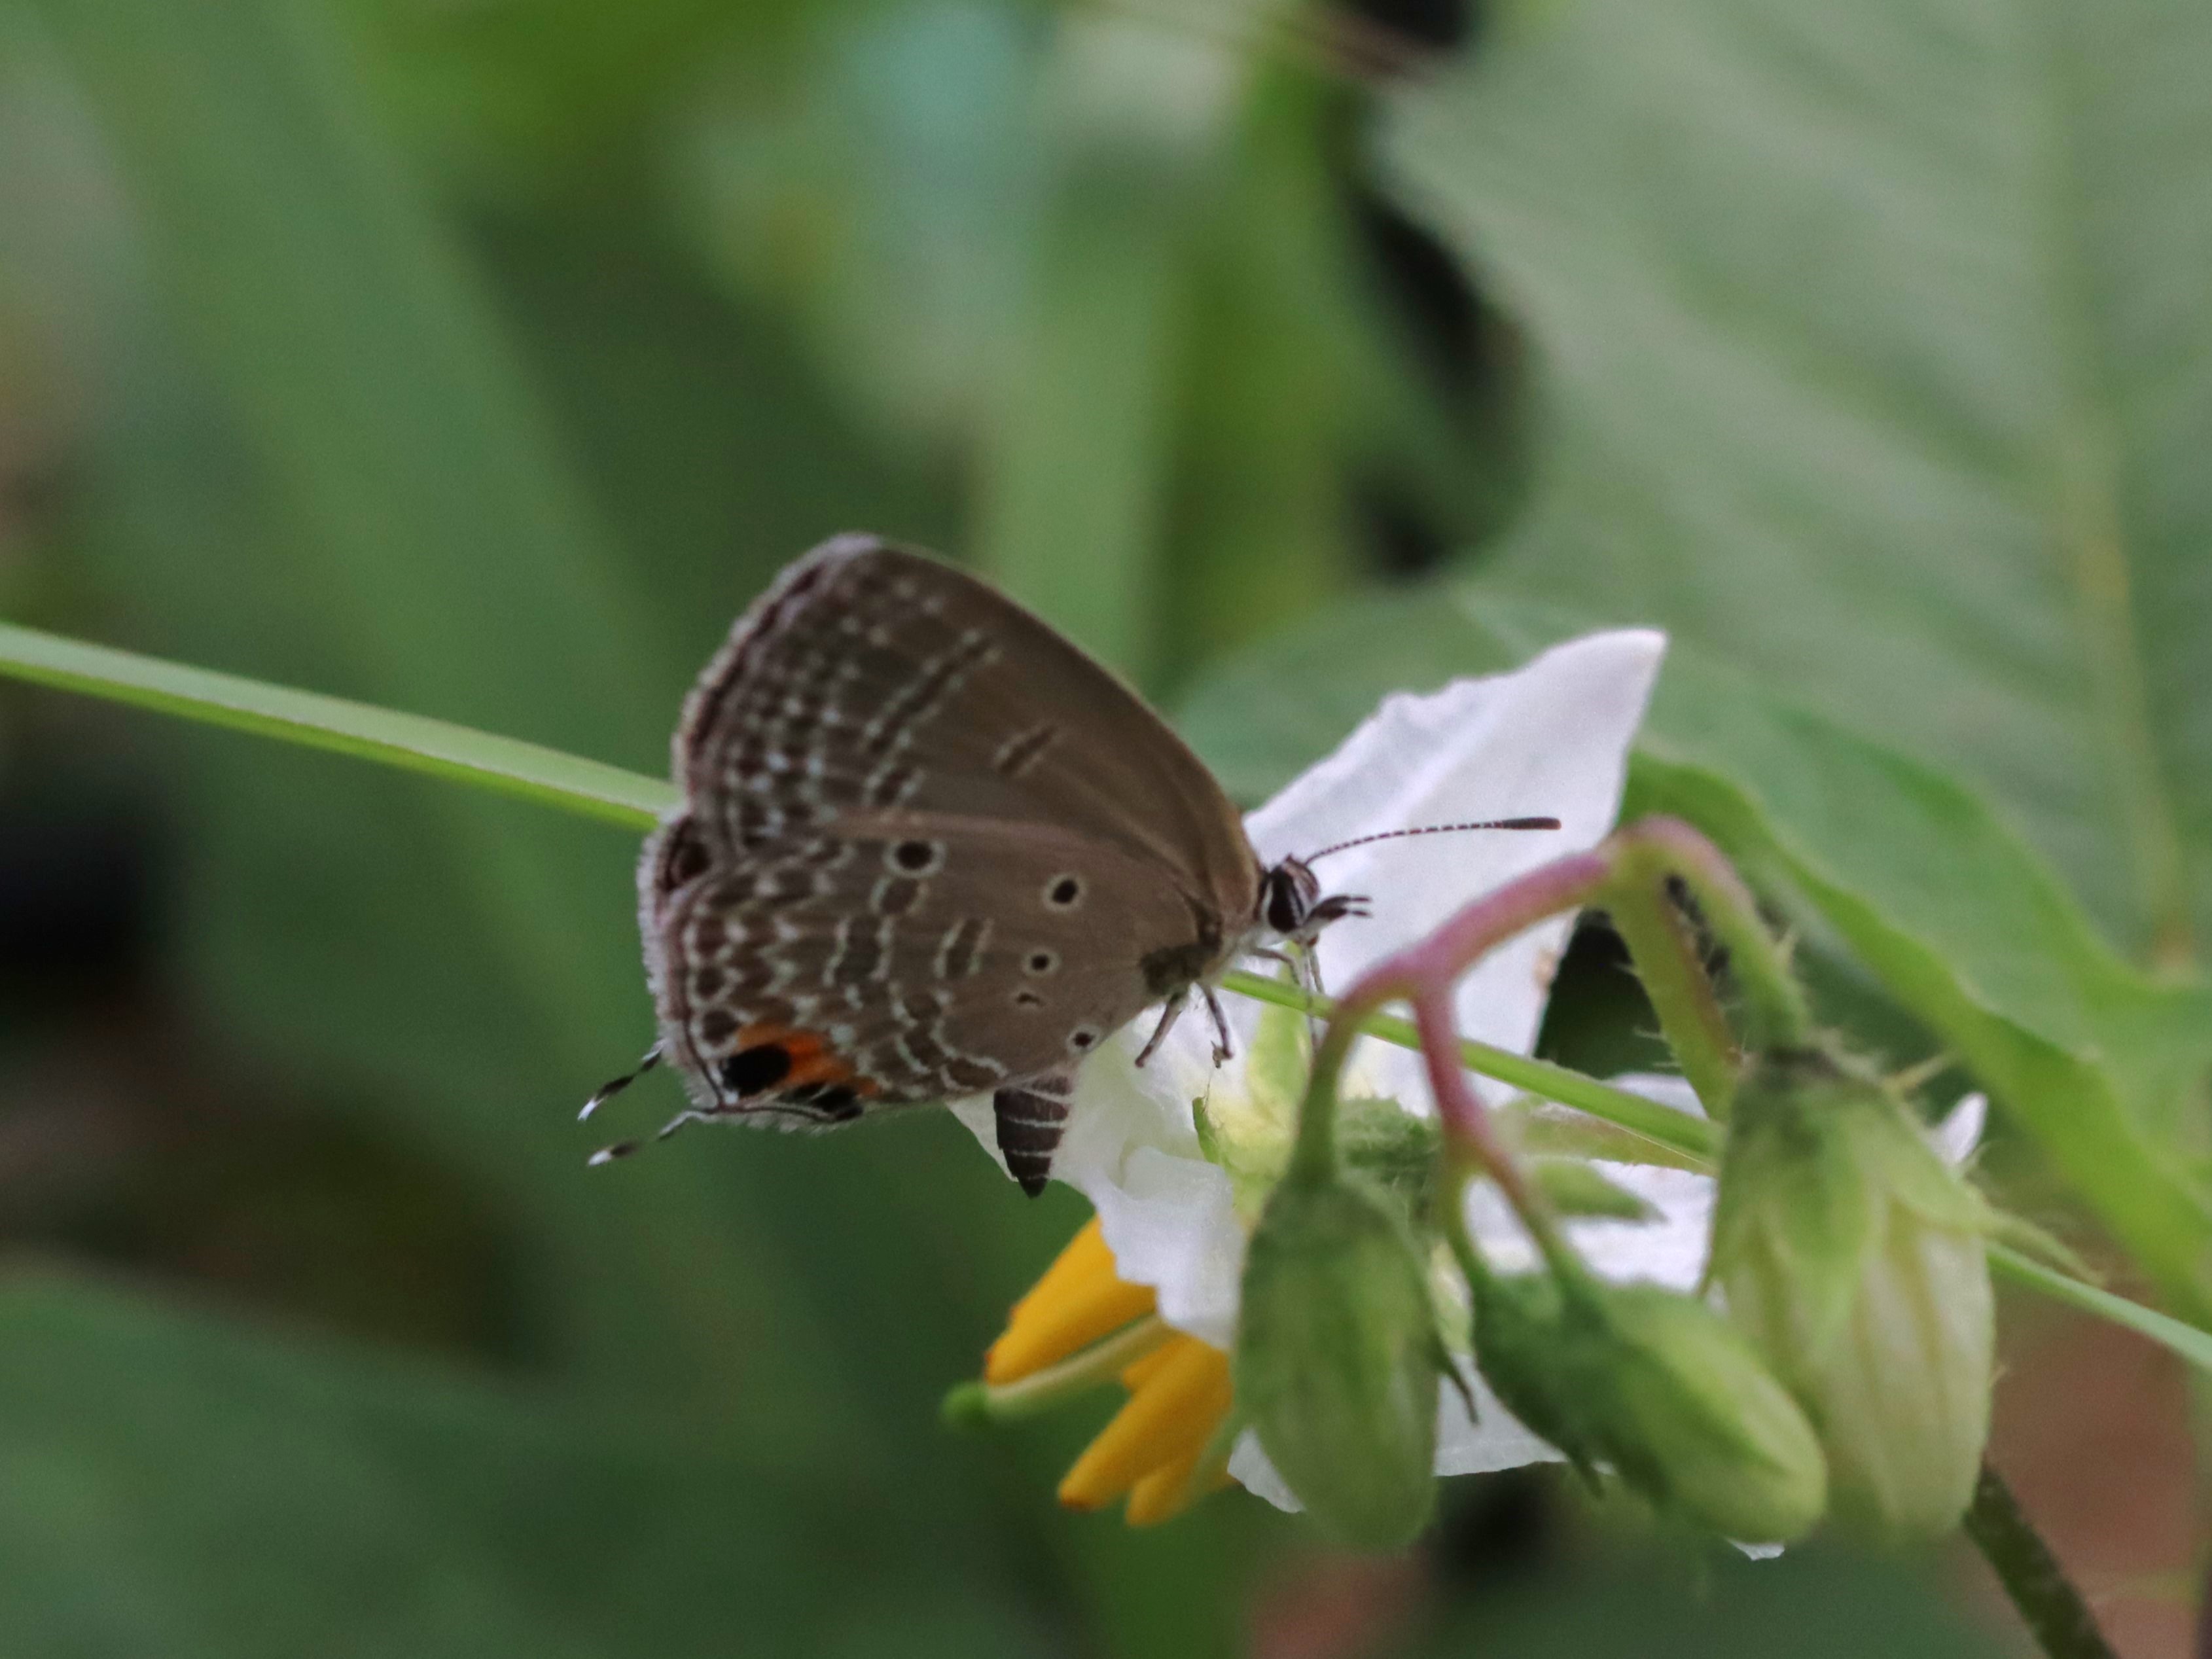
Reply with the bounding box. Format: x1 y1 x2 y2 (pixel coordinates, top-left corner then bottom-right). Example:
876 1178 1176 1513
1236 1168 1441 1549
1713 1046 1994 1541
1473 1271 1827 1544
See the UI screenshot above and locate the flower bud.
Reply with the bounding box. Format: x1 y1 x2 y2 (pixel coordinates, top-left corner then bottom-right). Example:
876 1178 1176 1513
1236 1168 1441 1549
1472 1272 1827 1544
1712 1046 1994 1541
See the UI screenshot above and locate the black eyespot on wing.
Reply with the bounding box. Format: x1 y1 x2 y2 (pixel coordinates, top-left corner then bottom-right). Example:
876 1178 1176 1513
1026 950 1058 976
891 838 940 873
1044 875 1083 908
719 1044 793 1097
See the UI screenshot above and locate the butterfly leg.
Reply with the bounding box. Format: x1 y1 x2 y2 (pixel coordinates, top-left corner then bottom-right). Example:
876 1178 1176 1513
993 1069 1077 1197
580 1041 662 1122
1133 991 1189 1067
1202 986 1234 1066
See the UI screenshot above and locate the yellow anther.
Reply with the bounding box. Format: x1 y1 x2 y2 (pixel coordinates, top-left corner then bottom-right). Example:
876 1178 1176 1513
1120 1339 1182 1393
1057 1336 1232 1512
986 1216 1154 1385
1126 1441 1236 1528
1124 1443 1205 1527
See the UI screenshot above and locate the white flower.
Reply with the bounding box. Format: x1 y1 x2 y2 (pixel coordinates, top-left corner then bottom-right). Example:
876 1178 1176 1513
956 630 1674 1504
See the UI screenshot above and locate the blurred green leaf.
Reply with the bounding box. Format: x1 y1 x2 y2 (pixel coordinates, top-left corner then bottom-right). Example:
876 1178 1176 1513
0 620 671 830
1182 588 2212 1320
0 1272 1044 1659
29 0 782 1402
1383 0 2212 974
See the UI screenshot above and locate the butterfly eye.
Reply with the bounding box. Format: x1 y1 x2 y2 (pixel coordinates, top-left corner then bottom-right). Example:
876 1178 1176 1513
1043 874 1084 910
1262 866 1309 935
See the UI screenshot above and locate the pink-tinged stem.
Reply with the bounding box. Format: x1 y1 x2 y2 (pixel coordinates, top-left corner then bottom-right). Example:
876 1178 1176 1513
1414 991 1575 1273
1293 819 1802 1270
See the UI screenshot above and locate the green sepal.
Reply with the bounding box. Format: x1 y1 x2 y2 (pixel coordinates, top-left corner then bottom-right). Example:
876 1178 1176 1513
1469 1269 1827 1543
1235 1168 1443 1550
1528 1158 1660 1222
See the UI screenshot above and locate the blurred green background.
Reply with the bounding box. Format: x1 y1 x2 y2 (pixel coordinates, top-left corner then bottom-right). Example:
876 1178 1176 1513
0 0 2202 1652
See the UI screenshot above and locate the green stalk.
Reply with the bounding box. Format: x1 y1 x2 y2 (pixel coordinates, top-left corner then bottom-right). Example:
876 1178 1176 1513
1964 1464 2118 1659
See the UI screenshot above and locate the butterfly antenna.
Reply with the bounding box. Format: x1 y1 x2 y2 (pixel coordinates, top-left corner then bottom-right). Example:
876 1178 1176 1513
1304 817 1561 862
580 1043 663 1122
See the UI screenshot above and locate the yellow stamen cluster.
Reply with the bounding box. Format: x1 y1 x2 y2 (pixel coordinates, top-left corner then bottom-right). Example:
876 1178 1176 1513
984 1217 1236 1526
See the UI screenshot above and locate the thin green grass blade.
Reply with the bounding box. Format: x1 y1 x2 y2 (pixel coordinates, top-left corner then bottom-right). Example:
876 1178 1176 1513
15 626 2211 1386
1988 1245 2212 1379
0 621 671 830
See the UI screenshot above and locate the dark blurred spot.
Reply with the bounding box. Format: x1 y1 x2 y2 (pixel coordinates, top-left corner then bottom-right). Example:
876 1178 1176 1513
0 773 163 998
1534 916 1678 1080
1429 1467 1556 1592
0 733 525 1363
1354 476 1451 580
1336 0 1475 54
1352 192 1488 411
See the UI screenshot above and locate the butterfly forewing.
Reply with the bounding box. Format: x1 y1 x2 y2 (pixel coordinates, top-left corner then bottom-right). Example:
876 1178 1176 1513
673 537 1260 910
640 536 1266 1171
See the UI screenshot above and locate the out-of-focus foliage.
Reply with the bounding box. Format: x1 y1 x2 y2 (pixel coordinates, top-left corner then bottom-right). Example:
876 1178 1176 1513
1385 0 2212 975
0 0 2203 1651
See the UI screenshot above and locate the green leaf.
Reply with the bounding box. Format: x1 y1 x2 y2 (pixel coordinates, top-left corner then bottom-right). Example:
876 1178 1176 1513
0 620 671 830
1382 0 2212 975
1185 594 2212 1322
27 0 748 1397
0 1274 1035 1659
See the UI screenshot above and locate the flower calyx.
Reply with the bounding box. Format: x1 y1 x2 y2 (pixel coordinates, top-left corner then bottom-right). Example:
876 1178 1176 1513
1469 1264 1828 1545
1711 1043 1995 1541
1234 1158 1448 1550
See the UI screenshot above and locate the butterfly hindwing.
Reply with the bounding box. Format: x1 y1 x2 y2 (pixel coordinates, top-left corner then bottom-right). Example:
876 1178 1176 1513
645 813 1219 1126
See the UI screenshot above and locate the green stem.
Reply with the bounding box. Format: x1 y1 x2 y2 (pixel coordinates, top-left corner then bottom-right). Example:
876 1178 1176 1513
1414 993 1579 1277
1286 1020 1343 1183
1219 969 1719 1164
1613 817 1812 1050
943 1316 1175 1425
1599 857 1741 1118
1441 1158 1499 1298
1963 1463 2118 1659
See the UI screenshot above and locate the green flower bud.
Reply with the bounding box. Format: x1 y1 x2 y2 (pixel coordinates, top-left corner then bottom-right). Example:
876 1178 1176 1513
1473 1272 1828 1543
1713 1046 1994 1541
1236 1168 1441 1549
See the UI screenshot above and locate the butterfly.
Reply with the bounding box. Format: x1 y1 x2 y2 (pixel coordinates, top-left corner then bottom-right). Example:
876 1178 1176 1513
587 535 1554 1194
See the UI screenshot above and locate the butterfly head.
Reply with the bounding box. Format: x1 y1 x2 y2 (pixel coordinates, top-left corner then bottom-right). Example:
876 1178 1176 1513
1258 816 1565 949
1257 855 1369 946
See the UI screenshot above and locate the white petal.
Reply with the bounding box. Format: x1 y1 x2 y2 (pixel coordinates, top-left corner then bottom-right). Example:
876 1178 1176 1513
953 633 1666 1352
952 1045 1245 1347
1228 1366 1569 1514
1248 631 1664 1105
1465 1072 1714 1289
1932 1092 1986 1166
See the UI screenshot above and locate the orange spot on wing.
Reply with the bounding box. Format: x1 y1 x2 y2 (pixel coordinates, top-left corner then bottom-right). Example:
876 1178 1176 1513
732 1024 880 1097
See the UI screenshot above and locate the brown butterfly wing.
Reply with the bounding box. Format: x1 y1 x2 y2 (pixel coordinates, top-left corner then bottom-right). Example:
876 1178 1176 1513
669 535 1262 921
645 815 1214 1124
